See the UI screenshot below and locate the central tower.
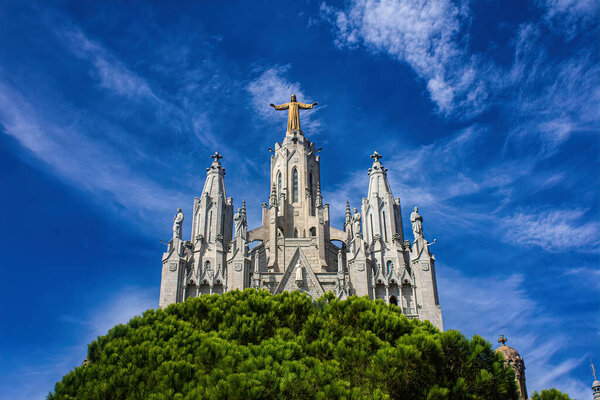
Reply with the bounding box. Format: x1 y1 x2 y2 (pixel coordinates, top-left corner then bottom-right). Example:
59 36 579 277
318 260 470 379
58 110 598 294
240 97 348 297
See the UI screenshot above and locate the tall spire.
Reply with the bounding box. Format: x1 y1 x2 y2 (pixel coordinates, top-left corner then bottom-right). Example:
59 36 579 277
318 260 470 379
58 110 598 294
345 200 351 224
367 150 391 197
592 362 600 399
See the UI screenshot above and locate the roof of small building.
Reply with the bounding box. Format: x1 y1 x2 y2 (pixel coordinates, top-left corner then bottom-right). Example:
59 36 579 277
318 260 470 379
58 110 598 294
495 345 522 360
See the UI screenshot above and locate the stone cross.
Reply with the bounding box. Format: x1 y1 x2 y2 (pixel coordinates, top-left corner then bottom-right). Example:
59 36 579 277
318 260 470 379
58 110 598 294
211 152 223 162
498 334 508 346
370 150 382 162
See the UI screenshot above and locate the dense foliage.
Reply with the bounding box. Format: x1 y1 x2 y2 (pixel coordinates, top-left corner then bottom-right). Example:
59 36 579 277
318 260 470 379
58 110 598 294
531 389 572 400
49 289 519 400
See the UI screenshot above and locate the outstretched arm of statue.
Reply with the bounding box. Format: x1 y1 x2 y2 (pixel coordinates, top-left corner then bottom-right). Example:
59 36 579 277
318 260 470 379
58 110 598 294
271 103 289 110
298 102 317 109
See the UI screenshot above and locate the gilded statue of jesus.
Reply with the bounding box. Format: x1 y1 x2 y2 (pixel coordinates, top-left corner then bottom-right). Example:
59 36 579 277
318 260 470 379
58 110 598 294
270 94 318 132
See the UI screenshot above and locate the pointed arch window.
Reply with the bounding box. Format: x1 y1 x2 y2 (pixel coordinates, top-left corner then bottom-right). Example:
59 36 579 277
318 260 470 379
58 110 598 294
292 168 299 203
277 171 282 203
309 171 314 215
386 260 393 276
382 211 388 242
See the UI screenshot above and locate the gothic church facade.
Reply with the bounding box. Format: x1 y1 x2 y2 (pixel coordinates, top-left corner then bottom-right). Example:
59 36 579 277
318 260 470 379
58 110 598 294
159 96 443 330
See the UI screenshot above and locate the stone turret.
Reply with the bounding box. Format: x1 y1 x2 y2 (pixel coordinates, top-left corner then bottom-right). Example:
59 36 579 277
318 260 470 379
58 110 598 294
592 362 600 400
360 151 411 307
190 152 233 296
495 335 527 400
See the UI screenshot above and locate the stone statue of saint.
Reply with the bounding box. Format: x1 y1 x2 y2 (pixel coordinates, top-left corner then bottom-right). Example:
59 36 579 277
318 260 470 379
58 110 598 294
270 94 318 132
233 208 247 239
295 263 304 285
173 208 184 240
410 206 423 240
352 208 362 238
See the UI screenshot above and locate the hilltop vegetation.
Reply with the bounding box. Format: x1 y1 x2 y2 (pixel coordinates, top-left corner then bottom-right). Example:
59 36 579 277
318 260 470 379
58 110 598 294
49 289 519 400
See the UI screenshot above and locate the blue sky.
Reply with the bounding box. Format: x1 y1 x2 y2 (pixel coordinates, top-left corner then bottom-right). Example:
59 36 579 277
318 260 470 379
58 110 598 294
0 0 598 398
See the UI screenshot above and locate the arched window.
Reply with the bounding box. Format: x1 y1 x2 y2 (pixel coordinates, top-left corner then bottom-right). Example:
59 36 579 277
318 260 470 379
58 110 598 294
277 171 282 202
292 168 298 203
207 211 213 241
293 228 298 238
204 260 211 271
389 296 398 306
382 211 388 242
386 260 393 275
309 172 314 215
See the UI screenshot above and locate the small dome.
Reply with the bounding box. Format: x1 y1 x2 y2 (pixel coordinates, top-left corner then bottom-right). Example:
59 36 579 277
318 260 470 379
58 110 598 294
495 345 522 361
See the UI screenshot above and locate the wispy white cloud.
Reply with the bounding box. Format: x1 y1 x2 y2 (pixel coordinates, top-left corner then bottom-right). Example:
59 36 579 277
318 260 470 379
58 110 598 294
0 82 185 225
537 0 598 39
320 0 487 117
60 27 159 100
500 208 600 253
247 65 322 133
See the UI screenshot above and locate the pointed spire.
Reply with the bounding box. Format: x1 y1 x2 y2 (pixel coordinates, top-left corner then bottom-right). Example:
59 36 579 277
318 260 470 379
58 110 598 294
345 201 351 224
366 150 391 196
241 199 246 217
269 184 277 208
316 184 323 207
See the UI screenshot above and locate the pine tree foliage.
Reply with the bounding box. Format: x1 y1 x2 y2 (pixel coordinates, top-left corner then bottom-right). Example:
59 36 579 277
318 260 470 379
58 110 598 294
531 388 572 400
49 289 519 400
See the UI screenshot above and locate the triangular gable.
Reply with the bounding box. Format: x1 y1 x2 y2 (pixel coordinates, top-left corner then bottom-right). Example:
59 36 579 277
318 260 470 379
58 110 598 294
274 247 325 297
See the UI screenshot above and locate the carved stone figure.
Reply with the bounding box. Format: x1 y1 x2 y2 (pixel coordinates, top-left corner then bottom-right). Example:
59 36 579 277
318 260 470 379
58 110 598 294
410 206 423 240
352 208 362 238
295 262 304 286
233 208 246 239
270 94 318 132
173 208 184 240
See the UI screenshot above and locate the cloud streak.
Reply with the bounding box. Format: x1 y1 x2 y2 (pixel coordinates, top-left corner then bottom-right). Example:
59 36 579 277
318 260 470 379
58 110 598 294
320 0 487 117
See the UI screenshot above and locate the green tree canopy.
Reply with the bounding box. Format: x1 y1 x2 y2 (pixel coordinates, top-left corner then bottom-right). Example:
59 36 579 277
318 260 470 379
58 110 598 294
49 289 520 400
531 388 572 400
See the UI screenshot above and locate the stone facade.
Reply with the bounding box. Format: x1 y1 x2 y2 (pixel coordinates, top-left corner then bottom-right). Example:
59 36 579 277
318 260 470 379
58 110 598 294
160 125 443 330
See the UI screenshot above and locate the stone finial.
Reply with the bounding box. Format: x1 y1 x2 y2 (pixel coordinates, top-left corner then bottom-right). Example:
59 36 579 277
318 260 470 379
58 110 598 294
345 201 351 224
498 334 508 346
316 184 323 207
269 184 277 208
211 151 223 163
370 150 382 163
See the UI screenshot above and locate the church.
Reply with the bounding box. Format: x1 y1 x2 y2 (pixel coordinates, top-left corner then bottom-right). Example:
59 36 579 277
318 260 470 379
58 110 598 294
159 95 443 330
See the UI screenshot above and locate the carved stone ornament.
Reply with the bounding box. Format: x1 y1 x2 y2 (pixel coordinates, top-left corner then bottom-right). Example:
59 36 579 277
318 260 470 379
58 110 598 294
357 263 365 271
234 262 242 272
169 262 177 272
421 262 429 271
